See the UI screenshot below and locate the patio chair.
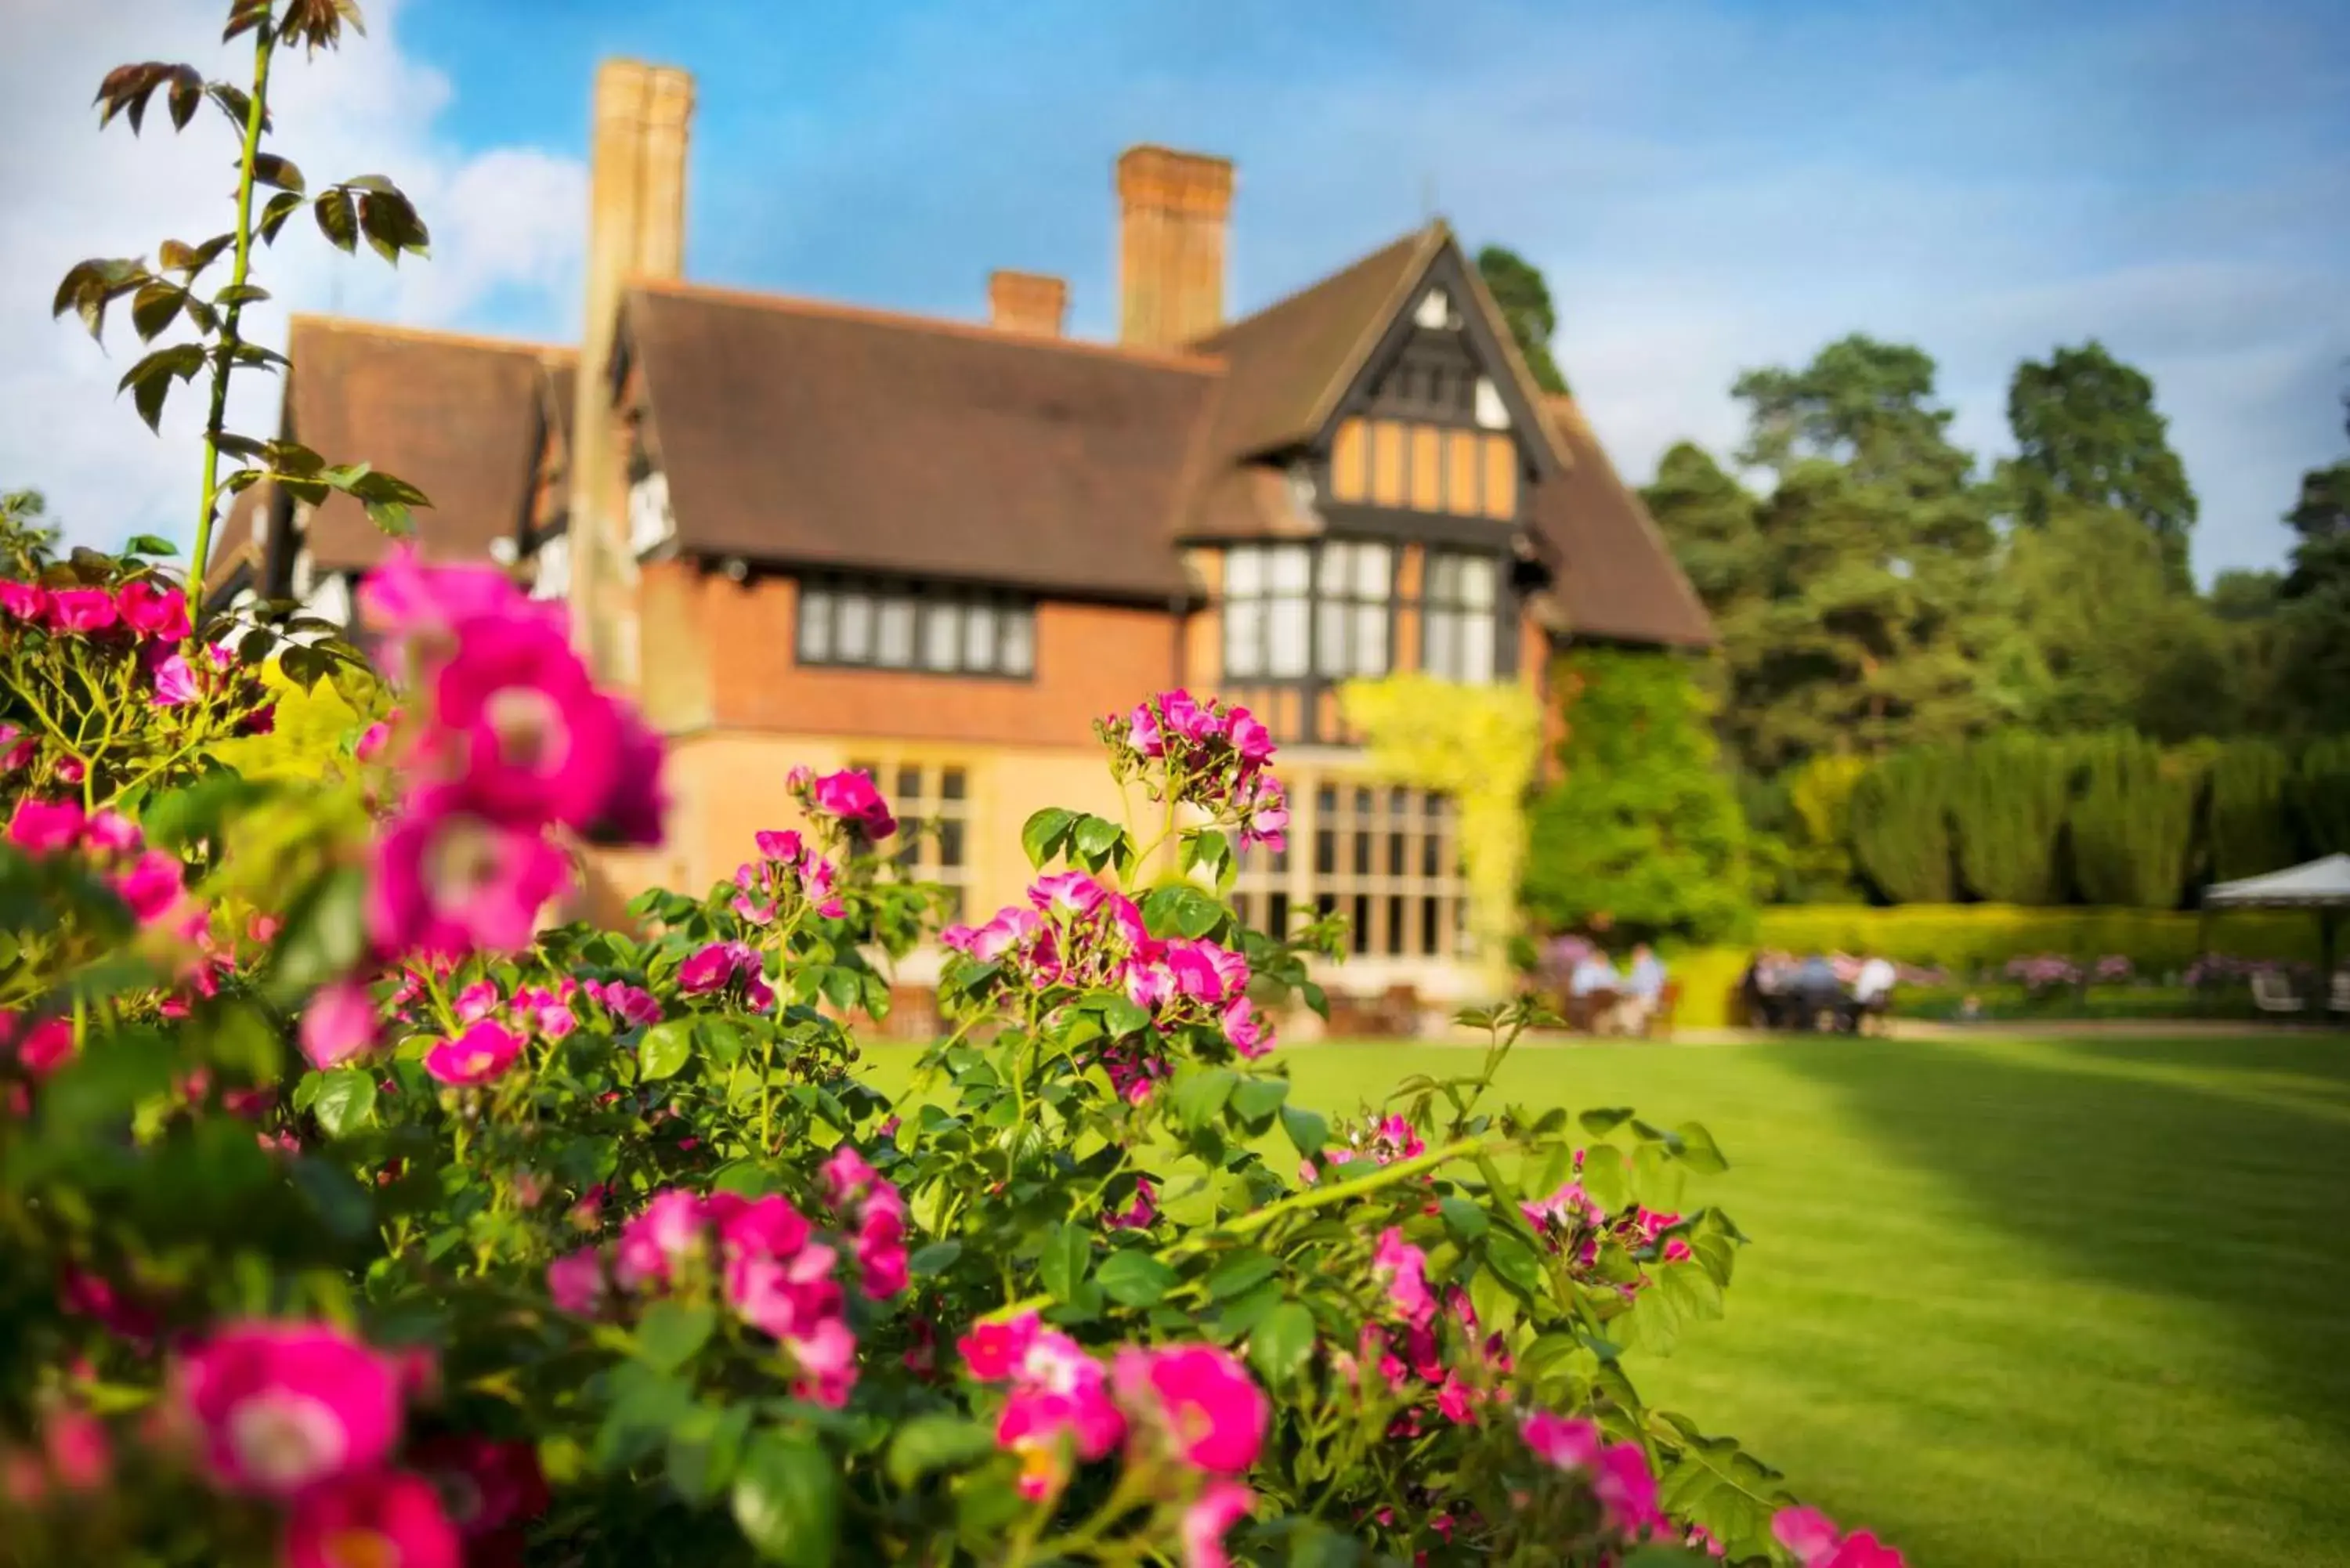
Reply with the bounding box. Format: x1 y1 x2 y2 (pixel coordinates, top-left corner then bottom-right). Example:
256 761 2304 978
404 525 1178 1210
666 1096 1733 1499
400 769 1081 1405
2251 970 2306 1015
2330 971 2350 1017
1640 982 1681 1042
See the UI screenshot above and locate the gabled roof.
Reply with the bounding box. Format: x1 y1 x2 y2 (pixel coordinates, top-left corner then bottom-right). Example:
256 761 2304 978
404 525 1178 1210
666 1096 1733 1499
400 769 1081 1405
229 227 1716 650
1532 396 1715 648
622 281 1218 602
259 318 571 576
1190 226 1441 467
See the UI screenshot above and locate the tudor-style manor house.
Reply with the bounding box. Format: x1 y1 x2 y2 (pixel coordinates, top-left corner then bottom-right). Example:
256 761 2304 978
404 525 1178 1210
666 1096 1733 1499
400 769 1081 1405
207 60 1712 1030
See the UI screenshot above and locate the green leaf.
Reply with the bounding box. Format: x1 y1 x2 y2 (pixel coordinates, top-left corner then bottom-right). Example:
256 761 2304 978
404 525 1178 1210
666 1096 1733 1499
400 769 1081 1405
251 152 306 193
1101 994 1150 1039
1076 818 1128 865
266 867 367 1004
731 1430 838 1568
1171 1068 1238 1132
1249 1300 1316 1384
1582 1145 1631 1213
125 533 176 556
1020 807 1075 869
1279 1105 1329 1159
1038 1225 1090 1302
667 1404 754 1505
314 188 357 253
884 1414 995 1491
1096 1248 1177 1307
1438 1196 1491 1242
1228 1076 1289 1126
1580 1107 1635 1136
1484 1230 1546 1298
907 1241 963 1278
311 1068 377 1138
1672 1121 1730 1175
1204 1248 1279 1302
637 1301 717 1372
638 1020 694 1082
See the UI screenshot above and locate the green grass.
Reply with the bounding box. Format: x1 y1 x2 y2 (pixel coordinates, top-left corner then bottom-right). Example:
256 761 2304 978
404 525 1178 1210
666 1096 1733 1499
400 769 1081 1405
1267 1034 2350 1568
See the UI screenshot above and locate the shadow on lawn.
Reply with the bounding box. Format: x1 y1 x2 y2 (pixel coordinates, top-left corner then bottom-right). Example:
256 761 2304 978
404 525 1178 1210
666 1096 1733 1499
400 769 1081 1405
1775 1034 2350 1449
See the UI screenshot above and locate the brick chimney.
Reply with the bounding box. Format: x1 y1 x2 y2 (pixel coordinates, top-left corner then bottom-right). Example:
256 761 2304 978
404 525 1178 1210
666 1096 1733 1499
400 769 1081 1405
1115 146 1233 352
989 269 1068 338
570 58 693 685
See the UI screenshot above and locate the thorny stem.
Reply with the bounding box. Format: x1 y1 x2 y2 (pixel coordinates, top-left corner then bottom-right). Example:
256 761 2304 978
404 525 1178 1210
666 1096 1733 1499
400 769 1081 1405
190 19 275 591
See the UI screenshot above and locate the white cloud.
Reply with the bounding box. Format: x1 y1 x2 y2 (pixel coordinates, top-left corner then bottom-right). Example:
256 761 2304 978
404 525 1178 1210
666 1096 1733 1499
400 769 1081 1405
0 0 584 554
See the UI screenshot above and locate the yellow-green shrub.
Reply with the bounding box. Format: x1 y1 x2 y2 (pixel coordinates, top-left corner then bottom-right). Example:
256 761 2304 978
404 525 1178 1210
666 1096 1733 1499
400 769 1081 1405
1754 903 2319 973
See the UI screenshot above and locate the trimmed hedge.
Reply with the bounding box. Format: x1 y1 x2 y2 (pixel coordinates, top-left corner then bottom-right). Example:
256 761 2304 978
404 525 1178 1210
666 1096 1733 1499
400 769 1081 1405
1752 903 2322 974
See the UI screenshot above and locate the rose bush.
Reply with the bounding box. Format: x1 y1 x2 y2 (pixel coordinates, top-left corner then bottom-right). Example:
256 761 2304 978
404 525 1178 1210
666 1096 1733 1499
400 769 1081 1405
1 5 1908 1564
0 555 1897 1566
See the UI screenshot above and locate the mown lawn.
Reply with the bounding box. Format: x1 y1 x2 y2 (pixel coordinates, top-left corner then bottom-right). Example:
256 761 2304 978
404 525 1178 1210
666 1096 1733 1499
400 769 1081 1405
1270 1033 2350 1568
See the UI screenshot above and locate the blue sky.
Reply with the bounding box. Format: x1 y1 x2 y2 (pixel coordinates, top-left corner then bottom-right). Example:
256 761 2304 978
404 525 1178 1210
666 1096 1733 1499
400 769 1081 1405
5 0 2347 577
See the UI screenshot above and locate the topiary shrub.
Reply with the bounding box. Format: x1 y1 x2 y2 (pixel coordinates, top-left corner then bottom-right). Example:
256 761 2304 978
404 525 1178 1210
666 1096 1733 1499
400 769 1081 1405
2068 732 2202 909
1847 748 1957 904
2206 739 2298 881
1947 733 2073 905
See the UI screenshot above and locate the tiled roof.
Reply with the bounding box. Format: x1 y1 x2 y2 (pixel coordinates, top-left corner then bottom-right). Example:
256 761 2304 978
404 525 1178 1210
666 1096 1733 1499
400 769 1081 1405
269 317 571 574
1533 395 1715 648
623 281 1220 602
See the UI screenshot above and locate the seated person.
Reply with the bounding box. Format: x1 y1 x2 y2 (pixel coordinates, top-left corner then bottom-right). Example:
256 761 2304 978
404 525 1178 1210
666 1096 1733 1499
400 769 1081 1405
1622 943 1667 1034
1789 952 1842 1029
1570 950 1625 1031
1852 955 1896 1004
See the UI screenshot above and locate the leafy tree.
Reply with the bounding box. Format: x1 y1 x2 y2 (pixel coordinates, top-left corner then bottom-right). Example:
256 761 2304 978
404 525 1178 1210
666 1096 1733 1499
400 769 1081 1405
1779 753 1867 901
1847 746 1958 904
2296 735 2350 857
2207 739 2298 880
2005 341 2197 586
1474 244 1567 395
2273 449 2350 732
1949 733 2073 905
2068 732 2201 908
1523 649 1752 945
2210 569 2283 623
2002 502 2238 740
1719 336 2005 768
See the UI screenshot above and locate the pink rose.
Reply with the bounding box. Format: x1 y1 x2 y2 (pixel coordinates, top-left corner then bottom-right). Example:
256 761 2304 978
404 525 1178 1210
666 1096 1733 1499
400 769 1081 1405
422 1021 524 1088
806 768 896 841
1112 1344 1267 1475
147 649 198 708
433 614 620 830
7 797 84 854
117 579 192 641
366 789 569 959
547 1250 607 1315
177 1321 403 1496
1520 1410 1603 1471
959 1313 1042 1382
45 587 118 634
1180 1479 1253 1568
299 979 379 1071
0 580 47 621
284 1469 460 1568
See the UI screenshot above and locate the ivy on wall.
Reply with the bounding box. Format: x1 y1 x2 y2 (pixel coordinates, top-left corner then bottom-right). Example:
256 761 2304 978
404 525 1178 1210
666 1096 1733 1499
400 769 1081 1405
1340 672 1545 998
